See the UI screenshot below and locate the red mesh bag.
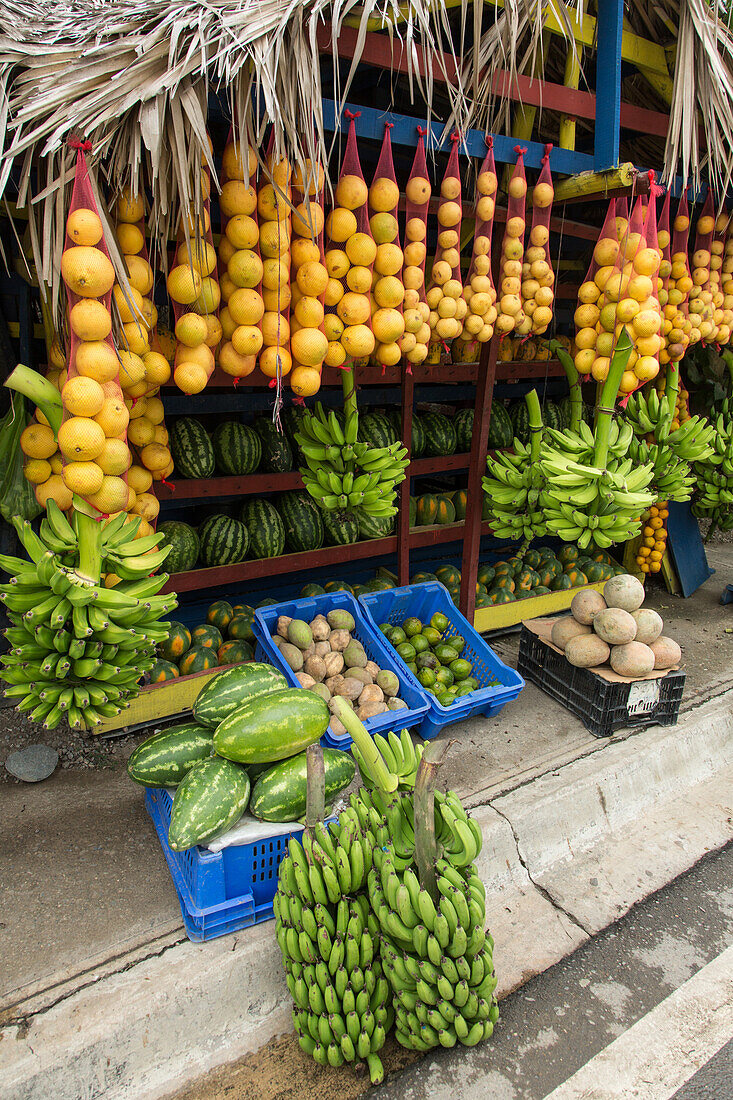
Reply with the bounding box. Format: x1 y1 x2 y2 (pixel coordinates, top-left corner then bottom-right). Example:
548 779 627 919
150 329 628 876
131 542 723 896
427 134 464 350
688 190 715 344
573 197 618 379
402 126 432 368
61 138 129 517
289 149 328 399
256 131 293 409
526 144 555 336
671 192 695 353
708 201 729 343
495 145 528 342
368 123 405 373
168 141 219 395
656 188 673 367
217 125 262 384
323 110 375 371
461 137 498 354
720 208 733 344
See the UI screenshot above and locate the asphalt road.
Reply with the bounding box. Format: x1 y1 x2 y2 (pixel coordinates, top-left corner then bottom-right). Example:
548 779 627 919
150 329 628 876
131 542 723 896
374 842 733 1100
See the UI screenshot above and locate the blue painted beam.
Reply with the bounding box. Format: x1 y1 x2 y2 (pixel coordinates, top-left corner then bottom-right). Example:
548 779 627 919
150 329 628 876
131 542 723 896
594 0 624 170
321 99 595 175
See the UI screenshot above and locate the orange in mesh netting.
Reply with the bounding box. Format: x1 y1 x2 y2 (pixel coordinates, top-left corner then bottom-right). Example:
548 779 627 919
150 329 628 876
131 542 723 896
401 125 432 370
426 133 465 352
495 145 528 340
369 122 406 373
461 136 498 355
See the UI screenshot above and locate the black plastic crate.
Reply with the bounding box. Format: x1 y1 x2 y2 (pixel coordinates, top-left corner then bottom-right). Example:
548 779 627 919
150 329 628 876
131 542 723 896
517 626 685 739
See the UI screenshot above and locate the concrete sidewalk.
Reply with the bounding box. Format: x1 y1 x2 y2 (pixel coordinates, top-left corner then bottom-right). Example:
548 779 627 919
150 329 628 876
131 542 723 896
2 550 732 1100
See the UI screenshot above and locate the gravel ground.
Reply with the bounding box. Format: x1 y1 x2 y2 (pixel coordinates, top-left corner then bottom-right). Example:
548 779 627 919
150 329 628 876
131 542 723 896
700 519 733 545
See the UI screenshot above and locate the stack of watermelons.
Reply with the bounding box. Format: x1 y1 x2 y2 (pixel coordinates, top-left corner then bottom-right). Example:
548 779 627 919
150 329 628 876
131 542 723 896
169 415 299 480
151 601 258 680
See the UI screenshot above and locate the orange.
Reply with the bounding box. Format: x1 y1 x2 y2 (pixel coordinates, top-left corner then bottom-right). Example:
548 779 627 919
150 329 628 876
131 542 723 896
67 209 103 247
57 417 106 461
218 342 256 379
94 397 129 438
61 246 115 298
62 376 105 417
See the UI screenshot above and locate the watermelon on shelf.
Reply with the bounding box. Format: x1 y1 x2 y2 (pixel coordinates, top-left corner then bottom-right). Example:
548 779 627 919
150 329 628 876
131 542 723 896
157 520 200 574
277 491 324 554
212 422 261 476
542 401 563 431
217 639 254 665
149 659 180 682
435 494 456 524
207 600 233 632
420 411 457 457
192 624 224 650
357 511 395 540
452 489 468 520
158 621 192 662
253 417 293 473
281 405 308 462
415 494 439 525
487 403 513 449
358 411 399 450
179 646 219 675
198 514 249 567
509 401 530 443
241 498 286 558
170 417 215 479
321 508 360 546
454 408 473 452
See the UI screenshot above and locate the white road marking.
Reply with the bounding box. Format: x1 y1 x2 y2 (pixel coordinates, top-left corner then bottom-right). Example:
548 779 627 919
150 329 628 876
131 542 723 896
542 942 733 1100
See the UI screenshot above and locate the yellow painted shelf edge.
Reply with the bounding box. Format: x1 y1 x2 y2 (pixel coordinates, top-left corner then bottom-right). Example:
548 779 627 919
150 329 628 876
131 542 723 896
473 582 605 633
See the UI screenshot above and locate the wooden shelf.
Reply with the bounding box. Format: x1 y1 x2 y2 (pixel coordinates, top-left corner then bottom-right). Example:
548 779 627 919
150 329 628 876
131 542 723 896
155 470 303 501
409 453 470 476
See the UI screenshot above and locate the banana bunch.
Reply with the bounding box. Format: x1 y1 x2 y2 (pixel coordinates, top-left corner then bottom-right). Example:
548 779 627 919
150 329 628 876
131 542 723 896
692 398 733 534
274 806 392 1084
542 417 634 464
627 437 695 502
295 400 408 520
482 437 547 544
352 729 424 790
370 845 497 1052
624 388 715 462
0 502 175 730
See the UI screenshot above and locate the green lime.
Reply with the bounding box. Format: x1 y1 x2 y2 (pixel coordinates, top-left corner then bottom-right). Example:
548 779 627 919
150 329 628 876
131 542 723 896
418 667 436 688
422 626 442 648
403 616 423 637
435 666 454 687
396 641 416 663
406 661 418 675
450 658 472 681
434 643 459 665
436 690 453 707
378 622 392 637
454 681 475 697
412 634 430 654
390 626 407 646
447 634 465 655
430 611 450 633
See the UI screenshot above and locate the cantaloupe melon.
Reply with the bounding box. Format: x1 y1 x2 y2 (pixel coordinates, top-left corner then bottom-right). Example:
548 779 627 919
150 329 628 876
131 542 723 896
603 574 645 612
593 607 637 645
551 618 592 651
564 634 611 668
570 589 607 626
610 641 655 678
631 609 663 645
650 636 681 669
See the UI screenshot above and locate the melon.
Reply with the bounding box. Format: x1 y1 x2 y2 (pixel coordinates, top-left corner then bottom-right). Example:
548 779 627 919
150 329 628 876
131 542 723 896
564 634 611 668
610 641 655 678
593 608 637 646
551 618 592 651
570 589 607 626
631 609 663 645
650 636 681 670
603 574 645 612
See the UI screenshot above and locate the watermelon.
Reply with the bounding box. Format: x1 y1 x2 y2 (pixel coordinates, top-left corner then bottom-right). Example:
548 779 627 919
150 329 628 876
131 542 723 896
543 401 563 431
435 495 456 524
207 600 233 632
409 497 417 527
358 412 399 449
454 408 473 452
324 580 354 593
149 659 180 682
509 401 530 443
357 511 395 540
487 403 513 449
168 757 250 851
241 498 285 558
250 748 356 822
477 563 495 588
278 491 324 554
217 640 254 665
198 514 249 567
416 494 439 525
212 422 261 475
253 417 293 473
192 624 223 650
193 662 288 728
213 687 330 764
179 646 218 674
170 417 215 479
281 405 307 461
421 412 457 456
157 521 200 574
387 410 425 457
127 723 214 787
158 621 192 662
411 571 437 584
300 583 325 596
322 508 359 546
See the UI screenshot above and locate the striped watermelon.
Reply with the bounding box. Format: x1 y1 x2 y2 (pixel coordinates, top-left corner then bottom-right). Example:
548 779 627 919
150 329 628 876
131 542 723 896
509 401 530 443
250 748 356 822
127 723 214 787
278 491 324 553
421 412 457 456
357 511 395 539
358 412 399 449
193 662 288 727
253 418 293 473
168 757 251 851
157 521 200 573
213 687 330 764
387 410 425 457
322 508 359 546
241 498 285 558
281 405 307 462
454 409 473 452
198 514 249 567
543 401 563 431
170 417 215 479
212 422 261 475
487 403 513 448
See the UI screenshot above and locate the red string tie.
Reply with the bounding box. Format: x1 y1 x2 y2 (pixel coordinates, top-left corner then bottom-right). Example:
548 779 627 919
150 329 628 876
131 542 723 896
68 137 92 152
160 475 174 491
416 126 428 138
485 134 494 150
450 132 460 144
293 395 306 407
268 378 277 388
542 143 553 163
344 109 361 121
514 145 527 157
385 122 394 131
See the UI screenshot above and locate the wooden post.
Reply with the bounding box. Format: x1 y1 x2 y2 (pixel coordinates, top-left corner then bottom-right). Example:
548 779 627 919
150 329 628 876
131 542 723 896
459 338 498 623
398 367 415 586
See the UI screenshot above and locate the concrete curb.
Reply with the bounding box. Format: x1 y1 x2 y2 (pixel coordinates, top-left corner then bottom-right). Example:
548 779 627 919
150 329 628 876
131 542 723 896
4 689 733 1100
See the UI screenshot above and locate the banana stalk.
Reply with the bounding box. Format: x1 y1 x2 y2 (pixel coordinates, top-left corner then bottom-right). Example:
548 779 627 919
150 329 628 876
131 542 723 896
414 740 450 902
592 329 634 471
330 699 398 794
551 340 583 434
305 743 325 832
5 363 63 435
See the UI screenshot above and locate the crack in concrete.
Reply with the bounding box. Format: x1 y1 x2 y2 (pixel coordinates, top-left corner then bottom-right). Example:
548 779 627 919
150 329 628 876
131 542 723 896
490 803 594 939
1 933 188 1033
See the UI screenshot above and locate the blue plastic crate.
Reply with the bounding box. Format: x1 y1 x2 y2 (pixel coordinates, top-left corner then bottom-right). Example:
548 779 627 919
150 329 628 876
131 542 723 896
359 582 524 739
144 787 303 942
252 591 429 748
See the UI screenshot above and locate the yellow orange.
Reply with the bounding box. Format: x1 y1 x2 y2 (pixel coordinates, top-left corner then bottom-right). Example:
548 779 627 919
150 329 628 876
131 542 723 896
232 325 264 357
177 343 215 376
20 423 57 460
173 362 208 394
58 416 106 461
296 261 329 297
62 376 105 417
335 175 368 210
290 365 322 397
62 245 115 298
326 208 358 243
220 180 257 218
294 296 325 328
127 417 156 448
62 460 104 496
175 312 208 347
35 474 73 511
116 222 144 254
219 342 257 379
87 475 129 513
114 188 145 223
121 321 150 356
291 201 325 239
142 352 171 387
341 324 375 357
167 265 202 305
125 254 154 295
259 345 292 378
290 328 328 366
67 208 103 247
